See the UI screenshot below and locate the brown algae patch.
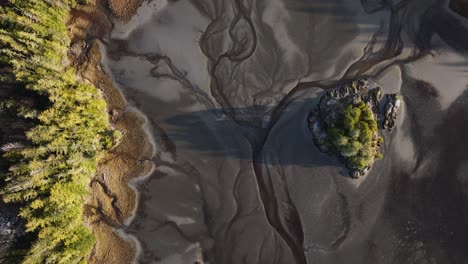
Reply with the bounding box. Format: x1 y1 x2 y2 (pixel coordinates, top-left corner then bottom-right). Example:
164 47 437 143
84 44 155 264
68 2 155 263
108 0 144 22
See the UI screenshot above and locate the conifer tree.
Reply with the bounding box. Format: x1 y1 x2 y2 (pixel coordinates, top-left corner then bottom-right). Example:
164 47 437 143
0 1 120 262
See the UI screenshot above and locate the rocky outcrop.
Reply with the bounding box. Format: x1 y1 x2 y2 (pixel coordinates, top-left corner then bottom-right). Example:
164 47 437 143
382 94 402 132
308 79 402 179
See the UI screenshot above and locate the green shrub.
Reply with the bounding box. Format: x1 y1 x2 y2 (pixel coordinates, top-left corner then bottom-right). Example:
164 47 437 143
379 136 384 144
0 1 120 263
358 121 371 143
325 101 382 170
349 128 360 139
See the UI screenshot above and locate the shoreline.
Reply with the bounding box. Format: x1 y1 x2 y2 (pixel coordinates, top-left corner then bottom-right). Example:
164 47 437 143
68 0 154 263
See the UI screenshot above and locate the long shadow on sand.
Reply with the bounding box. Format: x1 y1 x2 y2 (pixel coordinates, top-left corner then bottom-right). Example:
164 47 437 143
161 99 340 168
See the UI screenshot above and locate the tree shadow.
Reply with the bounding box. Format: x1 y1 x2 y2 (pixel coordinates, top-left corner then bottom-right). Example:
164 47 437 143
161 99 339 168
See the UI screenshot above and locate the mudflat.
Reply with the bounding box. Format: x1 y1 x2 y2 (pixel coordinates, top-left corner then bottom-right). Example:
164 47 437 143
100 0 468 263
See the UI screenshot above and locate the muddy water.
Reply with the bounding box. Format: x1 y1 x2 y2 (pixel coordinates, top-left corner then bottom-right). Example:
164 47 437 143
101 0 468 263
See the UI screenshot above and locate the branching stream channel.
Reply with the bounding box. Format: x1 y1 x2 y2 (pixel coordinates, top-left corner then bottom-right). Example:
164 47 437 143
101 0 468 263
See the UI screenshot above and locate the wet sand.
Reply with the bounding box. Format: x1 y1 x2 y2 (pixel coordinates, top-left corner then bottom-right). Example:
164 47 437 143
101 0 468 263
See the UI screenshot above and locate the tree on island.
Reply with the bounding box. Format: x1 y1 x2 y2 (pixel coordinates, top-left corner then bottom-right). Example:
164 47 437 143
325 101 383 170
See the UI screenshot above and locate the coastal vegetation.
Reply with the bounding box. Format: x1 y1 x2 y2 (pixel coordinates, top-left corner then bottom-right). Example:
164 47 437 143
0 0 119 263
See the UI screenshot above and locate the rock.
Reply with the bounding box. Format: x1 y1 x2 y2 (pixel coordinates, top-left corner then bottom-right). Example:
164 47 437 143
350 169 361 179
325 79 371 100
349 165 371 179
382 94 402 131
308 112 329 153
351 166 370 179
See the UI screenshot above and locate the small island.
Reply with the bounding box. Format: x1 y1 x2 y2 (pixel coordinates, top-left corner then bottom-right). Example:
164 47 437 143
308 79 402 178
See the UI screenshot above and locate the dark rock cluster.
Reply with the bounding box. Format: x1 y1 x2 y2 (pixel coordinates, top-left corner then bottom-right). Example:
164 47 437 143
382 94 402 131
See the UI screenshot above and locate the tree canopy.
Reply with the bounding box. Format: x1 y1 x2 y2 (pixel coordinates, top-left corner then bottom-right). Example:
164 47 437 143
0 1 120 263
326 101 382 170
